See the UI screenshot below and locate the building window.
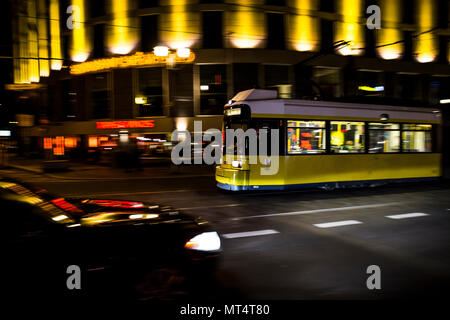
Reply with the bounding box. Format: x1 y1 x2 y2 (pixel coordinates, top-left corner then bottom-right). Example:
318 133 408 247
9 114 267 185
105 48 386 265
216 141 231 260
395 74 423 102
199 0 225 3
438 0 449 28
266 13 285 50
368 123 400 153
287 120 326 154
139 0 159 8
264 65 291 98
93 24 105 59
137 68 163 117
202 11 223 49
402 0 415 24
199 64 227 115
402 124 432 153
62 80 76 119
233 63 258 94
330 121 365 153
90 73 109 120
266 0 286 5
89 0 105 18
312 67 342 98
357 70 385 97
430 76 450 105
141 15 159 52
320 0 334 12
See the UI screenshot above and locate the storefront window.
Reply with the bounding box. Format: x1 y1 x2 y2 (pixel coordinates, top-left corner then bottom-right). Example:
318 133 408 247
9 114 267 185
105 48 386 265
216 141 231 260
330 121 365 153
137 68 163 117
312 67 341 98
200 64 227 115
402 124 432 152
368 123 400 153
287 120 326 154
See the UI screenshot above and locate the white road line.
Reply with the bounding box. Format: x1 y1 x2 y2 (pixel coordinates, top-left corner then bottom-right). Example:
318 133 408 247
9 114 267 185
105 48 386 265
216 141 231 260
222 229 279 239
178 204 242 210
314 220 363 228
64 189 190 197
233 202 401 220
385 212 429 219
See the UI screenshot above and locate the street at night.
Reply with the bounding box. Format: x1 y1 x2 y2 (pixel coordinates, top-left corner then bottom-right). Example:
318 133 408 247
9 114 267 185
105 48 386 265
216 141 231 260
2 0 450 316
3 165 450 301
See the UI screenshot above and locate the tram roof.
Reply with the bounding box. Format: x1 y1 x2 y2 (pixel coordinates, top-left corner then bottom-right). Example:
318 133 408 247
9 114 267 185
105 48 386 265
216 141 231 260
229 89 441 123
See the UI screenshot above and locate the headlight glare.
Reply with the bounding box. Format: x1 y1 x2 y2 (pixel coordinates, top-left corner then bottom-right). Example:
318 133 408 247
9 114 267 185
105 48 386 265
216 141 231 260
185 232 221 251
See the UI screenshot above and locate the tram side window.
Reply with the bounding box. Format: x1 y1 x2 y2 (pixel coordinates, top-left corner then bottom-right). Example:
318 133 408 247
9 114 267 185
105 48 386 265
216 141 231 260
330 121 365 153
287 120 326 154
402 124 432 152
368 123 400 153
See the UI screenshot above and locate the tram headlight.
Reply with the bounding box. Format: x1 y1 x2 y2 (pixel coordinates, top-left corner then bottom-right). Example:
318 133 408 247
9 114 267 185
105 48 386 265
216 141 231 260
231 160 242 168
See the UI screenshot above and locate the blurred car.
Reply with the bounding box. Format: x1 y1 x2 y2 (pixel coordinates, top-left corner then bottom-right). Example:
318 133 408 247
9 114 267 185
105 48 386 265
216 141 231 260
2 178 221 302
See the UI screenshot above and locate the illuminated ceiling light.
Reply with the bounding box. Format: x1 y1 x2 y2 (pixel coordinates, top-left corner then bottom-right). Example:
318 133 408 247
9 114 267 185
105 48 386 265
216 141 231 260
294 42 314 52
230 38 261 49
154 46 169 57
72 52 90 63
176 47 190 58
135 96 147 104
416 53 435 63
176 118 188 131
200 85 209 91
379 49 401 60
440 99 450 104
110 45 135 55
380 114 389 121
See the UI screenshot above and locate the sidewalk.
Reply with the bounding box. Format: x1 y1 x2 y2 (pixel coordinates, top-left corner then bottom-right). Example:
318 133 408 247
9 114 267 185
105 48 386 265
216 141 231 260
4 157 215 181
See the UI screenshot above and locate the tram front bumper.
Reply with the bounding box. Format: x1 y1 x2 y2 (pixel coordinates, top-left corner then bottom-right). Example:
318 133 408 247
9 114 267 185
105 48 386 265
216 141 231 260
215 166 248 191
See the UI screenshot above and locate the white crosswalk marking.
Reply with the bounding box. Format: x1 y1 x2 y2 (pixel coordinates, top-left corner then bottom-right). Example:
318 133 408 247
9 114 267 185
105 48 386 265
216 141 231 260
222 229 279 239
314 220 363 228
385 213 429 219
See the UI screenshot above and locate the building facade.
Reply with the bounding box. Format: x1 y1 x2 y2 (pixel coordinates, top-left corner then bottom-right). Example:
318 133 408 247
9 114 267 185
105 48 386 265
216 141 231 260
8 0 450 160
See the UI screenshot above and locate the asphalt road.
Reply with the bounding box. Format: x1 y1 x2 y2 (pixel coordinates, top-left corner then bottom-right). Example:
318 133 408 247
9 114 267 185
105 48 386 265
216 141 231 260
3 167 450 300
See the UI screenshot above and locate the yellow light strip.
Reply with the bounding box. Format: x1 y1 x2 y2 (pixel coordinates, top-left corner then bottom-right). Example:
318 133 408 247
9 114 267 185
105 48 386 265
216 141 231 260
107 0 138 54
415 0 437 63
226 0 265 48
335 0 364 55
160 0 200 49
27 0 40 83
288 0 319 52
71 0 91 62
377 0 403 60
37 0 49 77
50 0 62 70
70 51 195 75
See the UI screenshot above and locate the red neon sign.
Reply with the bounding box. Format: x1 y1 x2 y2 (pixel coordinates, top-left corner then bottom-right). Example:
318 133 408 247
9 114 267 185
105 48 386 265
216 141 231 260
96 120 155 129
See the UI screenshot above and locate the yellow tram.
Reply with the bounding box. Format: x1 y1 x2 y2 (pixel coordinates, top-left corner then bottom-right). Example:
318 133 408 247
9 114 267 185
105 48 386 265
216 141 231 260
216 89 442 191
